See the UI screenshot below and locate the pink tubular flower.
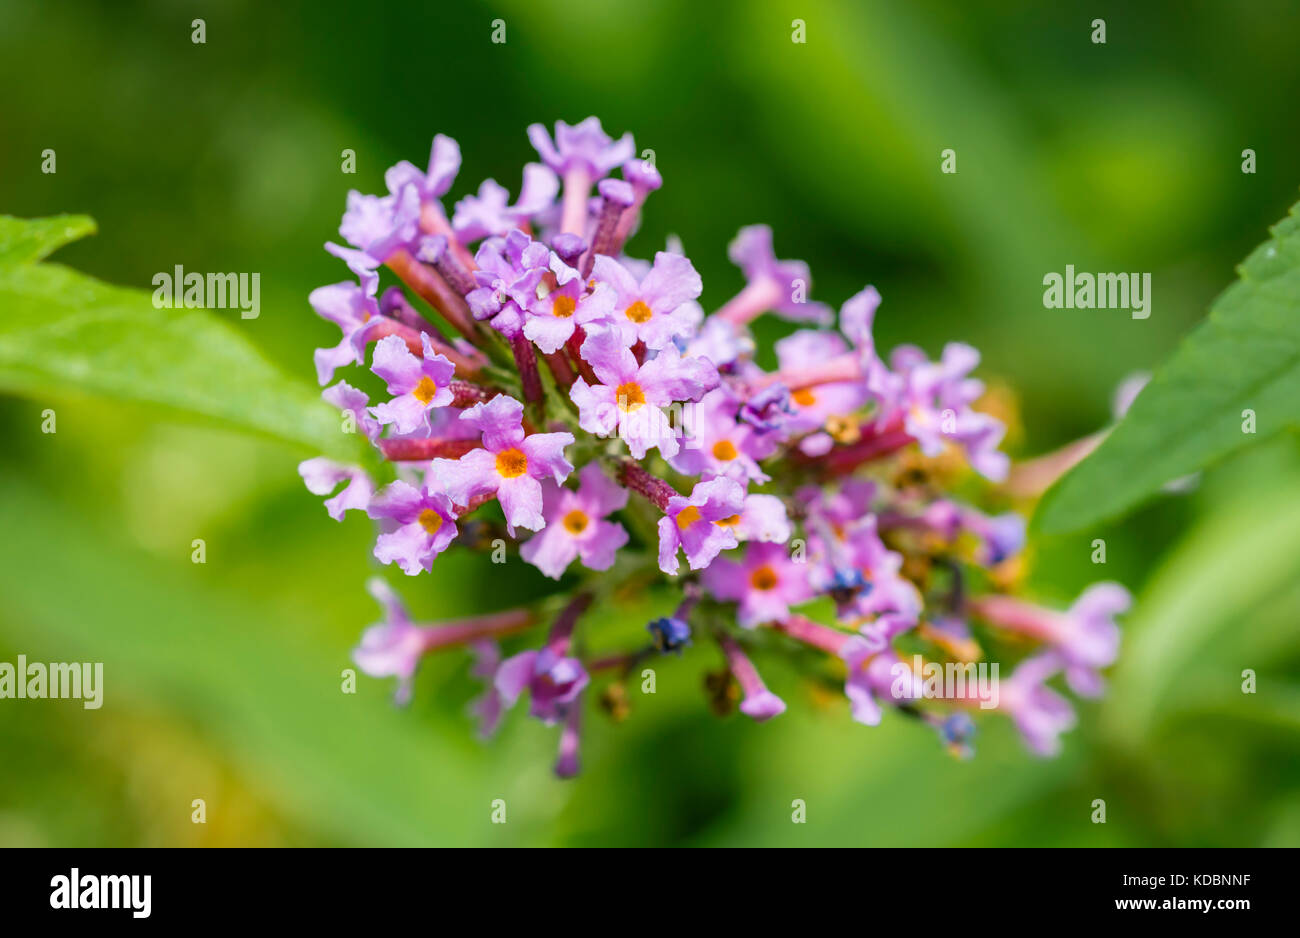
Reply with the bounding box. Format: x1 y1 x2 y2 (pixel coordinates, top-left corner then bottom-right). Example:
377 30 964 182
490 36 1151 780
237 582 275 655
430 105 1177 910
521 463 630 579
703 541 814 628
970 583 1128 697
657 477 746 575
452 163 559 244
719 634 786 722
366 479 459 575
352 578 430 706
570 326 717 459
322 380 382 442
368 333 456 435
527 117 634 180
590 252 703 349
999 654 1078 756
773 328 869 452
429 395 574 535
309 280 382 385
715 225 833 327
298 457 374 521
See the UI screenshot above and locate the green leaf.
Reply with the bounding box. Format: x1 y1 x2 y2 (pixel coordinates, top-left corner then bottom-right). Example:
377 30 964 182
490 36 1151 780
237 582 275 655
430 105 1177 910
0 214 97 265
1036 199 1300 534
0 214 362 460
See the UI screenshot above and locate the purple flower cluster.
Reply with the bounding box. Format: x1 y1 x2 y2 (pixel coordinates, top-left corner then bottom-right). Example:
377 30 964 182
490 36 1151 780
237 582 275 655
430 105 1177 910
300 118 1129 775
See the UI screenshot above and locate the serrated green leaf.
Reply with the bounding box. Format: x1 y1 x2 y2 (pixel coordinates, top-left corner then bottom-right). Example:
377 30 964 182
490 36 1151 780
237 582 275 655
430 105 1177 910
0 215 361 459
1036 199 1300 534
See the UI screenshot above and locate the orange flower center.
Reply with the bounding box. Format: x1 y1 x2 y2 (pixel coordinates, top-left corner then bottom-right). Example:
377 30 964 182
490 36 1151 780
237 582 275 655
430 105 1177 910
552 294 576 318
417 508 443 535
562 509 589 535
616 382 646 412
495 448 529 478
716 514 741 528
711 439 739 461
792 387 817 406
624 300 653 323
675 505 702 530
413 376 439 405
749 565 779 591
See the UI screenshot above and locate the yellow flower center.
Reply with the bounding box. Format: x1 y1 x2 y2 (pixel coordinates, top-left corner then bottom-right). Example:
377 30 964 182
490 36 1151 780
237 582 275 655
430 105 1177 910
413 375 440 405
417 508 443 536
562 509 590 535
716 514 741 528
749 565 779 591
616 382 646 412
792 387 817 407
552 295 576 318
624 300 653 323
711 440 739 461
826 415 861 444
495 448 529 478
675 505 702 530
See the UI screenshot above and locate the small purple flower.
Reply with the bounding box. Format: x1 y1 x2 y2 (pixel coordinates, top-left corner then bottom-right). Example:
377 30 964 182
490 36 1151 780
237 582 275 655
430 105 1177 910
298 457 374 521
322 380 382 442
883 342 1010 482
521 258 616 354
323 242 381 297
384 133 462 206
353 578 432 706
703 541 814 628
839 640 917 726
685 316 754 372
429 395 574 536
1000 654 1077 756
452 163 559 243
570 326 717 459
773 329 869 443
520 463 630 579
590 252 702 350
309 281 381 385
657 477 746 575
730 493 792 543
669 388 774 483
494 646 590 725
337 180 421 266
368 333 456 435
528 117 634 179
465 230 551 336
366 479 460 576
716 225 833 327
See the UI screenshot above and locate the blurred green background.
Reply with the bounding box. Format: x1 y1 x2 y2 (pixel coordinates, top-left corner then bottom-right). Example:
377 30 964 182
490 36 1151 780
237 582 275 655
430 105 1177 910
2 0 1299 846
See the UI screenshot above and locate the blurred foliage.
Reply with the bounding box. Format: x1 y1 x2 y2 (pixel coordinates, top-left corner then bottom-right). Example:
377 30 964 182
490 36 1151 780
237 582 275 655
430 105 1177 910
0 0 1297 846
